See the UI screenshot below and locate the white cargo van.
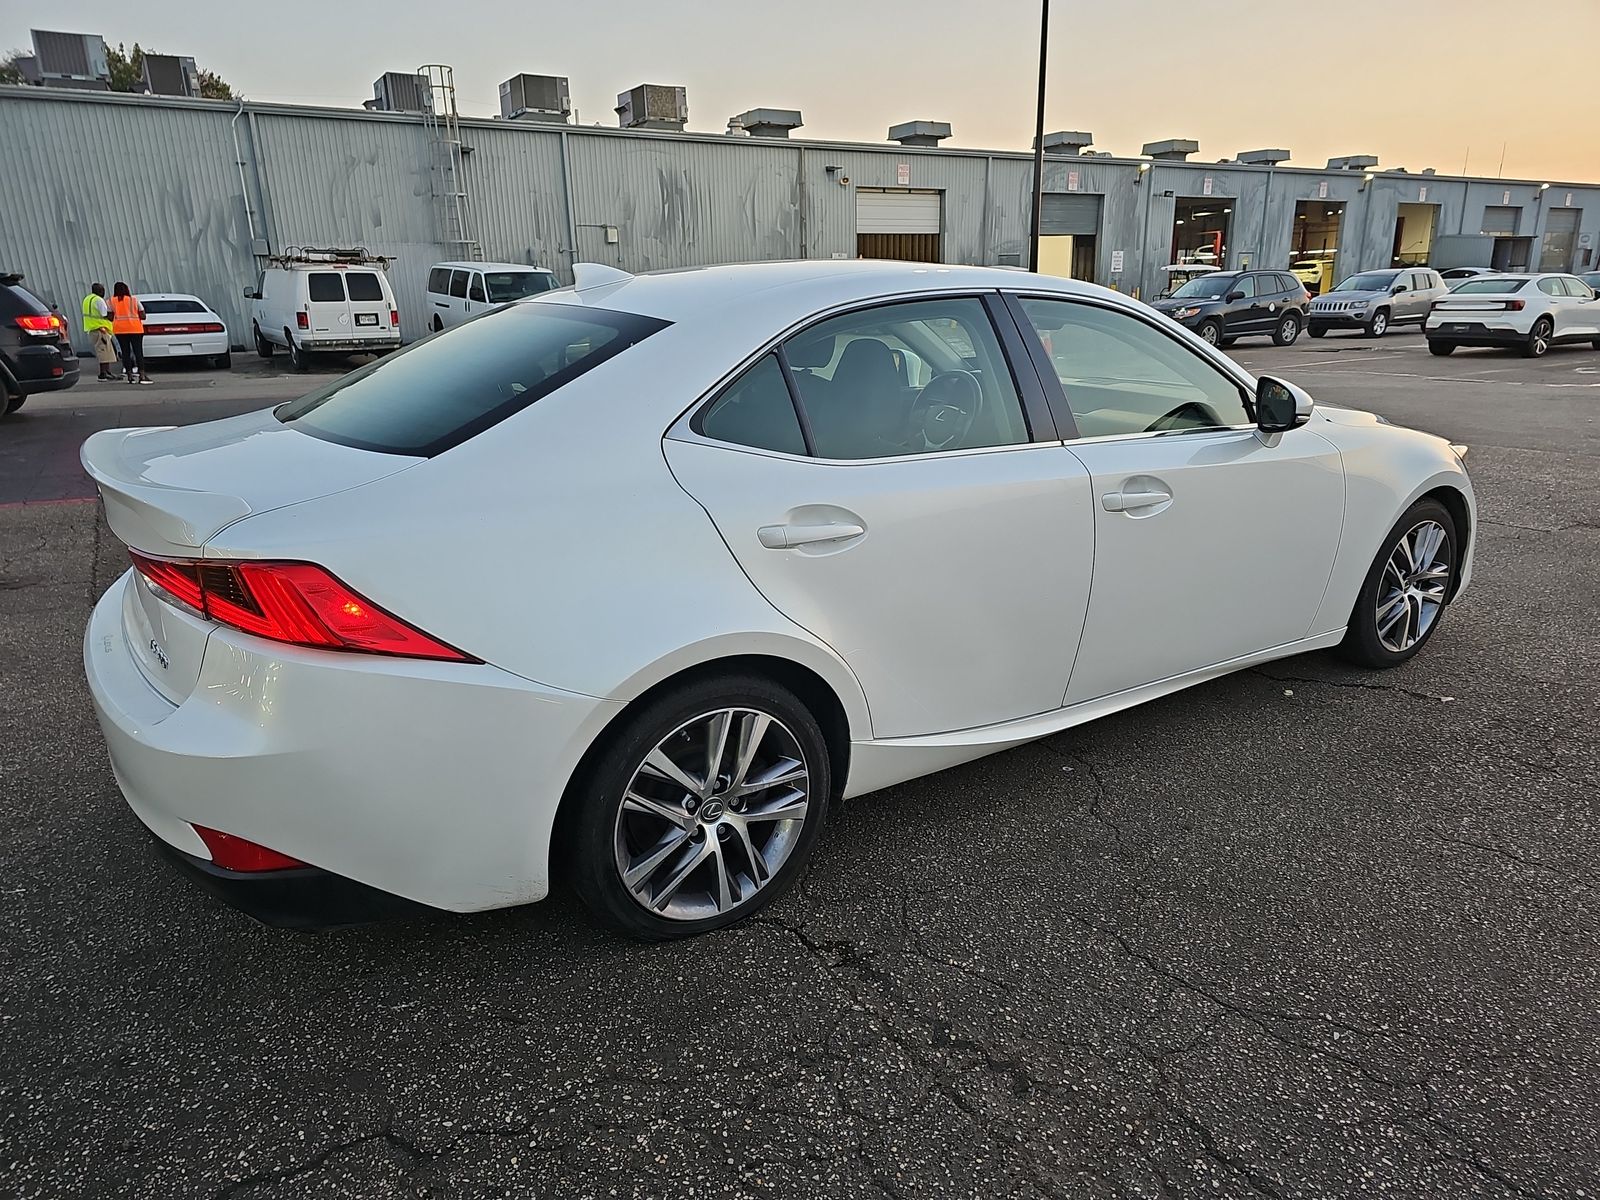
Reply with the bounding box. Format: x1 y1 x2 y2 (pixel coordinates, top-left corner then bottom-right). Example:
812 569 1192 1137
246 248 401 369
425 262 559 331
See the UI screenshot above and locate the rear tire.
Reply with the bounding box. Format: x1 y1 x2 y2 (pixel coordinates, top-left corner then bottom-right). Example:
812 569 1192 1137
1272 313 1302 346
253 323 274 358
1428 341 1456 357
566 674 831 941
431 315 443 333
4 393 25 415
214 352 231 370
287 333 308 372
1365 308 1390 338
1339 498 1458 669
1523 317 1552 358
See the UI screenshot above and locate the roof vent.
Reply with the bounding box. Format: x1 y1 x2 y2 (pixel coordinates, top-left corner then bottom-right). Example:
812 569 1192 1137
735 108 803 138
368 71 432 113
1236 148 1290 166
499 74 571 123
1327 154 1380 171
1038 130 1093 155
141 53 198 98
889 120 952 147
616 84 687 131
1142 138 1199 161
28 29 110 90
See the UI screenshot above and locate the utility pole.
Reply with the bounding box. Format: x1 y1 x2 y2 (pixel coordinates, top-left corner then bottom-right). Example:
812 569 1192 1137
1028 0 1050 272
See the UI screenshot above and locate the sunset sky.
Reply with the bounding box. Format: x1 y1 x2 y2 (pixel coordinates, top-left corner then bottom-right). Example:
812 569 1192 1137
7 0 1599 181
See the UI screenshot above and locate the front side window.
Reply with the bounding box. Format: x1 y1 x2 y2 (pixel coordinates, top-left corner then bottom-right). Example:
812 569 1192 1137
469 274 487 303
307 272 344 303
1015 297 1251 439
1233 275 1258 299
1562 276 1594 298
781 297 1029 460
276 302 669 456
449 270 469 299
695 354 807 456
346 272 385 302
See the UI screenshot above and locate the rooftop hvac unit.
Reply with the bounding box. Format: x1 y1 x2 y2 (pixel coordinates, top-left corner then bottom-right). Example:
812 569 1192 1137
142 53 199 97
616 84 687 131
499 74 571 122
369 71 431 113
29 29 109 88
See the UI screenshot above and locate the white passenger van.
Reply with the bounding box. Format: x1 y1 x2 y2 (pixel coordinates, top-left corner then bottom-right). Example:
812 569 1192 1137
246 248 401 369
425 262 559 331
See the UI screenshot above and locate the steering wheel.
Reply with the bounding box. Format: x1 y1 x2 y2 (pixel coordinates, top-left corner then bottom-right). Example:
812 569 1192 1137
907 370 983 450
1147 401 1214 432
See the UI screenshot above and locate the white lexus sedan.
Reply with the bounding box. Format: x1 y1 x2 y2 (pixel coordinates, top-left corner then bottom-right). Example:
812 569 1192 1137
138 293 231 368
82 261 1475 940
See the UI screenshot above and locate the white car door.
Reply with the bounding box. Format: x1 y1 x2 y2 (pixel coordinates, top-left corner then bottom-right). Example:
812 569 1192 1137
303 270 350 340
1562 277 1600 335
1535 277 1574 334
1006 294 1346 705
664 294 1094 739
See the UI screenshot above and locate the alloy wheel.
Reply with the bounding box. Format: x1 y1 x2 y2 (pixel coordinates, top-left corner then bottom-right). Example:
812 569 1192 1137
1280 317 1298 343
613 708 810 921
1371 312 1388 336
1375 520 1451 653
1200 323 1221 346
1530 321 1551 356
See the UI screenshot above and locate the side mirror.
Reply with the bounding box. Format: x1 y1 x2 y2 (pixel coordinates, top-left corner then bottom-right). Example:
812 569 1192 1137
1226 290 1245 302
1392 284 1408 294
243 287 258 300
1256 375 1314 434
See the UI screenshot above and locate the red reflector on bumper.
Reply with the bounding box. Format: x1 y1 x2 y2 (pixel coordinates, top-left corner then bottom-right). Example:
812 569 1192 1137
193 825 306 872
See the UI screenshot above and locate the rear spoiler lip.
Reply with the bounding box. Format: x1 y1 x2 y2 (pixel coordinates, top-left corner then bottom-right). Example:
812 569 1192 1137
80 427 256 557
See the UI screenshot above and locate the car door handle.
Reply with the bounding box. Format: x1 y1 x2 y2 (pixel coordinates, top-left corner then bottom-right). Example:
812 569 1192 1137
757 522 866 549
1102 488 1172 513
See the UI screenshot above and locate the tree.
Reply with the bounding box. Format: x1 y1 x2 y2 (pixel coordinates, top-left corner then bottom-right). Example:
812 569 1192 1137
0 50 26 85
103 41 233 99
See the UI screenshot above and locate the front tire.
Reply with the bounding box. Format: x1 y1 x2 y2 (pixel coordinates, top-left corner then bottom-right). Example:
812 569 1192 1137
1428 340 1456 357
1197 319 1224 347
253 322 274 359
1339 498 1458 668
1272 313 1302 346
1307 324 1327 338
1523 317 1552 358
567 674 831 941
1365 308 1390 338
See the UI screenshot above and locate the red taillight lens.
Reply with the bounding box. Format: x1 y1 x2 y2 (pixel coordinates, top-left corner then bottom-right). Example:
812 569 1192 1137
15 314 55 333
1504 300 1525 311
193 825 305 872
296 312 309 329
129 551 472 661
390 309 399 326
151 322 225 335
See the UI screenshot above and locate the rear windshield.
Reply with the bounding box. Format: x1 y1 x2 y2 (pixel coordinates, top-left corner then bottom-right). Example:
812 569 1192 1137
1451 278 1528 294
346 272 385 301
142 299 207 314
307 273 345 303
484 271 557 302
275 301 670 456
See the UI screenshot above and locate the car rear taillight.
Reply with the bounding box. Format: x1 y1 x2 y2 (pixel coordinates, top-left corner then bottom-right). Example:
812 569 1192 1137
1504 300 1525 311
151 322 225 335
390 309 399 326
15 314 55 333
129 551 473 661
296 311 309 329
193 825 306 872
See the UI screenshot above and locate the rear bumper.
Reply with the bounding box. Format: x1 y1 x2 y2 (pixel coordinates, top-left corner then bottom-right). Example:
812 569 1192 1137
303 336 401 353
84 570 624 916
1424 321 1527 345
142 333 230 358
7 344 80 391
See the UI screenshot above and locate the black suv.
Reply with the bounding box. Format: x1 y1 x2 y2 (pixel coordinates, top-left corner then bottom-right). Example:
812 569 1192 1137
1 272 80 416
1149 270 1310 347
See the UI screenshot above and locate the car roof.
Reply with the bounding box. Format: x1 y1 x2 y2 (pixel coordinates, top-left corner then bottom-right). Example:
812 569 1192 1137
432 261 554 273
531 259 1141 325
137 292 208 303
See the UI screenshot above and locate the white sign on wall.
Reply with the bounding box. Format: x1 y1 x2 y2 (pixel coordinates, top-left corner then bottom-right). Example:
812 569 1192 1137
1317 180 1329 199
1203 176 1214 196
896 162 910 186
1111 250 1125 273
1502 190 1511 205
1567 192 1575 207
1064 170 1079 191
1419 186 1428 202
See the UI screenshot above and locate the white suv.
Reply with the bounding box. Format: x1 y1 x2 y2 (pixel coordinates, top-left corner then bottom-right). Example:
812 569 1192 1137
1426 273 1600 358
246 249 401 369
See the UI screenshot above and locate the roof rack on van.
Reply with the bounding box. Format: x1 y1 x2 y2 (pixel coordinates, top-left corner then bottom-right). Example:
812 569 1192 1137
268 246 394 270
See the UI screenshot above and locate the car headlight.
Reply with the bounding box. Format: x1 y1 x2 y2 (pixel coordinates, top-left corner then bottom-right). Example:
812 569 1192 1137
1173 306 1201 320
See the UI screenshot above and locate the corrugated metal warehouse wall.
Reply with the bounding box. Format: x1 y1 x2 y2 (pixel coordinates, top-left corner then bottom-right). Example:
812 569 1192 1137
4 84 1598 355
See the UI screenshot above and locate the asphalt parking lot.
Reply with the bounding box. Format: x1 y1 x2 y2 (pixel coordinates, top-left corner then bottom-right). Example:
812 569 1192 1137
2 330 1597 1198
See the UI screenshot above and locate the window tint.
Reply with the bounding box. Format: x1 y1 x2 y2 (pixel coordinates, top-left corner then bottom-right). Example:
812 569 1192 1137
696 354 807 456
427 267 450 294
1232 275 1257 299
449 269 469 299
141 299 207 314
483 271 556 302
276 302 670 457
1537 277 1565 296
346 272 385 302
782 297 1029 460
469 274 486 303
1015 298 1251 439
307 273 345 303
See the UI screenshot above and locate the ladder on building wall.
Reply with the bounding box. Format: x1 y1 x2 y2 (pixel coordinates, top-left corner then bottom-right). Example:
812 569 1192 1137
418 64 482 262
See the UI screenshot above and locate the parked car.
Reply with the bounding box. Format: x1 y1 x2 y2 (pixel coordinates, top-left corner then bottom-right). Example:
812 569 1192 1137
1440 266 1495 287
1 271 79 415
1289 258 1334 295
81 260 1477 940
1148 269 1309 346
1425 273 1600 357
138 293 231 369
1155 263 1219 298
247 249 401 369
1307 268 1447 338
426 262 559 331
1579 271 1600 293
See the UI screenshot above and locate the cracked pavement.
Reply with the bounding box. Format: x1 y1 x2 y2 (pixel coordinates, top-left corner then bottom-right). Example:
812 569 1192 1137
1 337 1597 1198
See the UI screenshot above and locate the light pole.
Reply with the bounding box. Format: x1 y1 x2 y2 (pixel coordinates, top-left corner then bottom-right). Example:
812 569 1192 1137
1028 0 1050 272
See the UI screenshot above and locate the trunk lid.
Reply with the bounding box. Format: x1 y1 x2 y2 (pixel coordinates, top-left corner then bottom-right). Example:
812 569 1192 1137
82 410 421 703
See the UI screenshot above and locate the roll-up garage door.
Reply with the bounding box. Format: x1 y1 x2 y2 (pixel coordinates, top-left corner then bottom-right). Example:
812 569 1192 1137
1480 206 1521 235
1040 194 1103 236
856 189 943 262
1539 208 1580 272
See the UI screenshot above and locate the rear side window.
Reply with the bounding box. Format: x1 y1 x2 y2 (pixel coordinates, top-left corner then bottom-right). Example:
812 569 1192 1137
308 273 344 303
142 299 207 314
346 272 385 302
427 267 450 294
1537 278 1565 296
450 270 469 299
276 302 670 456
695 354 807 456
1276 274 1298 294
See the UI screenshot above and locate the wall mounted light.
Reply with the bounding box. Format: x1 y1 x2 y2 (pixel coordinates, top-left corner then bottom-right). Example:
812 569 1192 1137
1136 161 1152 185
1536 182 1551 202
1360 172 1375 191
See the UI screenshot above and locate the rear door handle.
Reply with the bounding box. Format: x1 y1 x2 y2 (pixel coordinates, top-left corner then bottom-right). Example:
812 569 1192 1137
757 522 866 549
1102 488 1172 513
